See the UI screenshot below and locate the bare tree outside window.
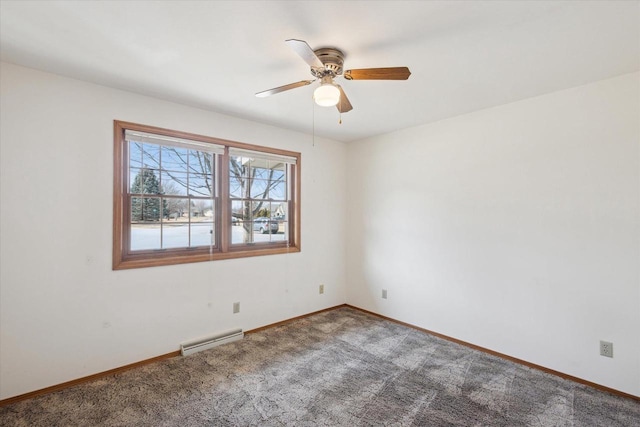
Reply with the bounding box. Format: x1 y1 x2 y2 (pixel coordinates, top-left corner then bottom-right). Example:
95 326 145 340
229 155 287 244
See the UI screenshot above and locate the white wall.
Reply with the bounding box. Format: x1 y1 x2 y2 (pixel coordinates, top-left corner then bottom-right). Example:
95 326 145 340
346 73 640 396
2 62 638 401
0 62 348 400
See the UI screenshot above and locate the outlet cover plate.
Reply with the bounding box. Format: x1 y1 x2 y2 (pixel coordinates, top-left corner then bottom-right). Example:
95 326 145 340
382 289 387 299
600 340 613 358
233 302 240 314
319 284 324 294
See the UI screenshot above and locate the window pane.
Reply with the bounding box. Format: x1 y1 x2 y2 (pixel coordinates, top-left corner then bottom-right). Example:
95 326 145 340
270 180 286 200
269 162 286 179
161 146 188 172
252 200 270 218
272 202 288 220
165 197 189 221
252 165 269 180
140 143 160 169
252 217 279 241
231 213 240 227
232 221 251 244
189 150 214 175
190 199 213 218
232 200 252 221
131 197 163 222
161 171 188 196
189 174 213 197
192 199 215 222
130 142 143 169
130 168 161 195
230 156 250 178
250 179 269 199
162 222 189 249
191 223 214 247
229 176 245 198
129 141 160 169
130 223 161 251
129 168 142 193
270 219 287 242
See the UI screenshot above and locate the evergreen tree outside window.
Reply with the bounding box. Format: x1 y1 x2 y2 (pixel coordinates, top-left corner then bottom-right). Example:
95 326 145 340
130 168 167 221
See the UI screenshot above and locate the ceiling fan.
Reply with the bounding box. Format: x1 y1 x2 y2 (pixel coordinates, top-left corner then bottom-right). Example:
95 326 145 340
255 39 411 113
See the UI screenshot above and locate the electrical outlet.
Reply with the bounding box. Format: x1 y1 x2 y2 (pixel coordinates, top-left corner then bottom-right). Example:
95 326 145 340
233 302 240 314
319 284 324 294
382 289 387 299
600 340 613 358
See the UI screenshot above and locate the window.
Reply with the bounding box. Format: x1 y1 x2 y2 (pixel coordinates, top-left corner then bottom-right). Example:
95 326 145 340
113 121 300 269
229 148 292 246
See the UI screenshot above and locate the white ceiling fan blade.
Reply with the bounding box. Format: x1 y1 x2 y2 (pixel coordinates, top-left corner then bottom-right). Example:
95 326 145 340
285 39 324 70
255 80 314 98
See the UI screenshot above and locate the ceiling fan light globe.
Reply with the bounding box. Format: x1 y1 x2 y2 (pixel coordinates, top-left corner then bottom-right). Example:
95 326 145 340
314 84 340 107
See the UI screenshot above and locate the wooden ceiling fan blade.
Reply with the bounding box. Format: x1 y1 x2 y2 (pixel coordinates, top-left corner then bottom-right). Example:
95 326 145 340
285 39 324 70
336 85 353 113
255 80 314 98
344 67 411 80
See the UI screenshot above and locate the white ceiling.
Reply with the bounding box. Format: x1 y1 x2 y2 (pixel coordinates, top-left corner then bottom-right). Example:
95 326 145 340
1 1 638 142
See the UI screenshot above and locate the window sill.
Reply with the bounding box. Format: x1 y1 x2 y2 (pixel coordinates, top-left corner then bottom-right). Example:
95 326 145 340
113 246 300 270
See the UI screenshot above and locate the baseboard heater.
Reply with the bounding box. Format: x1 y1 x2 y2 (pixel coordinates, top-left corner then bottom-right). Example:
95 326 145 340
180 328 243 356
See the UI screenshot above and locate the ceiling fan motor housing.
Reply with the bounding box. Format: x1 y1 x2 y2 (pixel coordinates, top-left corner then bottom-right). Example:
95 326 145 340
311 48 345 77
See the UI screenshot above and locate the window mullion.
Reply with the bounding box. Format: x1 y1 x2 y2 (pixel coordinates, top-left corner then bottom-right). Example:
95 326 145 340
186 149 191 248
159 145 164 249
219 148 230 252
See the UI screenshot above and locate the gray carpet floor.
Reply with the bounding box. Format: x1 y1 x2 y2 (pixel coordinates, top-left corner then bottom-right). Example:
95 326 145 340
0 306 638 426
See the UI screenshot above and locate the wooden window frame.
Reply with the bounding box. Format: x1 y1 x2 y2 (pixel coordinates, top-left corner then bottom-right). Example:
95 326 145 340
113 121 301 270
